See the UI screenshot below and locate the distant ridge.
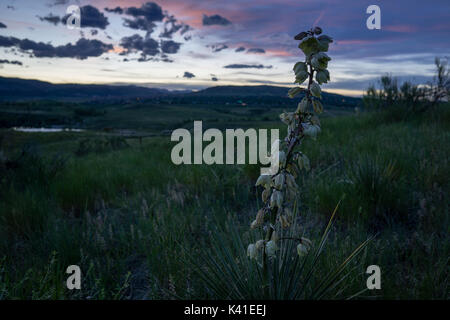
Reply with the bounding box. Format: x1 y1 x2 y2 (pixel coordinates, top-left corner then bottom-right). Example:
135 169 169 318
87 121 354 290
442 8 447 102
0 77 169 101
192 85 290 97
0 77 359 104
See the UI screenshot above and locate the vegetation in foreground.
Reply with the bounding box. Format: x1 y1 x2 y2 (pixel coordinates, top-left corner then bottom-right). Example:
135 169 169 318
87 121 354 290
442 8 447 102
0 101 448 299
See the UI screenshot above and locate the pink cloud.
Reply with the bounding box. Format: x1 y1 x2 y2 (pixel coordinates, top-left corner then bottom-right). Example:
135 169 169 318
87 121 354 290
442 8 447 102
384 25 418 33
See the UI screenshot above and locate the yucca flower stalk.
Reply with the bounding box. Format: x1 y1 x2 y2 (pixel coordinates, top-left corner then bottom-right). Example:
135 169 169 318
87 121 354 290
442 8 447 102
249 26 333 287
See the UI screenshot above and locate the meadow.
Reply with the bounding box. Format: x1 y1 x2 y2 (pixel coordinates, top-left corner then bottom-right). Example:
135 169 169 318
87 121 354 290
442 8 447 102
0 99 448 299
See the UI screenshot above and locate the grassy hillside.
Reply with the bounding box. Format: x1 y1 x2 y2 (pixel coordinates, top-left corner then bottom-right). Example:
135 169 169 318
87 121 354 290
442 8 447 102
0 103 448 299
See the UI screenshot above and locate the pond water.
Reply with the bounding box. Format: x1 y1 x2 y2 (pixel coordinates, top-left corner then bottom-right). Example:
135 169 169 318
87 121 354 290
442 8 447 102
12 127 85 133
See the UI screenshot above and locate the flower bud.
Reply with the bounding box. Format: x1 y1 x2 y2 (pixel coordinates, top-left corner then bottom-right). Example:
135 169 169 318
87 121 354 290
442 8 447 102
294 31 308 40
310 82 322 98
295 71 309 84
311 53 331 70
293 61 307 74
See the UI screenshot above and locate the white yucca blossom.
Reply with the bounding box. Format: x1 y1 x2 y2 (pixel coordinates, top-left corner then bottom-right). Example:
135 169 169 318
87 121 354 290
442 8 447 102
297 243 309 257
255 240 265 250
273 173 285 190
280 112 295 125
270 190 284 209
297 97 309 113
247 244 257 259
310 82 322 98
255 174 271 188
302 123 321 138
265 240 278 257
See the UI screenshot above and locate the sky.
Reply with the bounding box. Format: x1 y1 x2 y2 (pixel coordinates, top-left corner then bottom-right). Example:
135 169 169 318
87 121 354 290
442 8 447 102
0 0 449 96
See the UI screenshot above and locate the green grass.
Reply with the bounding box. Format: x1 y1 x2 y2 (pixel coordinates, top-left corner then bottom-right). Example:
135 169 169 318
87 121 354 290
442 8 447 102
0 105 448 299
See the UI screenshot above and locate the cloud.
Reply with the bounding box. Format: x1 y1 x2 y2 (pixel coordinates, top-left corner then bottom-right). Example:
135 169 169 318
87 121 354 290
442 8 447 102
62 5 109 29
120 34 159 57
0 22 6 28
160 15 191 39
224 64 272 69
202 14 231 26
235 47 245 52
123 17 156 32
247 48 265 54
105 7 124 14
183 71 195 78
38 14 61 25
0 59 23 66
161 40 181 54
125 2 164 22
121 2 165 33
209 44 228 52
52 0 69 5
0 36 113 59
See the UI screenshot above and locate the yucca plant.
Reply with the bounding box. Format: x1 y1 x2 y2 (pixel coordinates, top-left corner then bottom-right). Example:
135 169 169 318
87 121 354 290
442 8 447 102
191 27 372 299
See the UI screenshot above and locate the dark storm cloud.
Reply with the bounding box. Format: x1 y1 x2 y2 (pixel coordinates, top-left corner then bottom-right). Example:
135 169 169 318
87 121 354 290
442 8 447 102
120 34 159 57
0 59 23 66
105 7 124 14
161 40 181 54
160 15 182 38
235 47 245 52
183 71 195 78
247 48 265 54
123 17 156 32
38 14 61 25
121 2 164 33
61 5 109 29
0 36 113 59
202 14 231 26
224 64 272 69
125 2 164 22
